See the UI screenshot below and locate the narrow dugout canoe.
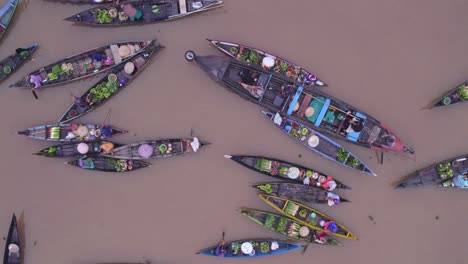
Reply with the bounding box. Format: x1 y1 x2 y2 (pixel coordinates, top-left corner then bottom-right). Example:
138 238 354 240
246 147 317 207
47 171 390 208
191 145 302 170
197 239 302 258
3 214 20 264
0 43 38 83
67 156 150 172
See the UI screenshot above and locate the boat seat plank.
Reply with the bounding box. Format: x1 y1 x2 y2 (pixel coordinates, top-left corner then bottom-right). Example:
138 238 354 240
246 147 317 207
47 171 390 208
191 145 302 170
179 0 187 14
287 86 303 115
314 98 331 127
297 94 312 117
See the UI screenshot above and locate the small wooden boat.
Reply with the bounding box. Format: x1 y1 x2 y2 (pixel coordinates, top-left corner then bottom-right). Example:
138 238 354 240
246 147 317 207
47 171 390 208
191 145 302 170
64 0 224 26
197 239 302 258
100 137 205 160
0 0 19 42
263 111 376 176
259 194 357 240
253 182 350 205
0 43 38 83
430 81 468 108
240 209 341 246
224 155 351 191
3 214 20 264
395 154 467 189
67 156 150 172
185 51 414 155
33 140 122 158
17 123 126 142
10 39 156 89
207 39 326 87
58 43 164 123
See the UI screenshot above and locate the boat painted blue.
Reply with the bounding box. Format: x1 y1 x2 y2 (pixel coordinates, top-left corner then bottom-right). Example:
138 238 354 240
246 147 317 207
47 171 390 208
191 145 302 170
262 111 377 176
197 239 302 258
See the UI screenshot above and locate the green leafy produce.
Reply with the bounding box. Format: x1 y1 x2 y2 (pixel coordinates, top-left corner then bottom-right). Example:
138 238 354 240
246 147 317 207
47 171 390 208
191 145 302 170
230 47 238 55
347 157 361 168
284 202 299 216
258 184 273 194
336 148 349 163
47 146 57 156
97 9 113 23
299 209 307 218
459 85 468 100
276 217 288 233
265 214 275 229
260 242 269 253
249 50 259 64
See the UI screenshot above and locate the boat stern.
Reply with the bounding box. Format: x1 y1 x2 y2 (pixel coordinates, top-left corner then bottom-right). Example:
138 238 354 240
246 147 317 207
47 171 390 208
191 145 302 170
185 50 229 82
376 124 415 155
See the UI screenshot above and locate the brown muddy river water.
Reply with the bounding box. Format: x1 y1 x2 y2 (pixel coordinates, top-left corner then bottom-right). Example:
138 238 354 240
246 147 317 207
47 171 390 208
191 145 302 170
0 0 467 263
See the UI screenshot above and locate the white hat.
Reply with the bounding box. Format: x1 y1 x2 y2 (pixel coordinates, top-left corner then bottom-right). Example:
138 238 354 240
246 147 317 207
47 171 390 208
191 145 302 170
327 181 337 191
241 242 253 254
308 135 319 147
8 244 19 253
77 143 89 154
299 226 310 237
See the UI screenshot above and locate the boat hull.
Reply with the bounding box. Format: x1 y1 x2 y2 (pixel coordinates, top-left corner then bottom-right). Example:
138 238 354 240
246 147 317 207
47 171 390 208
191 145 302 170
67 156 150 172
3 214 20 264
17 124 126 142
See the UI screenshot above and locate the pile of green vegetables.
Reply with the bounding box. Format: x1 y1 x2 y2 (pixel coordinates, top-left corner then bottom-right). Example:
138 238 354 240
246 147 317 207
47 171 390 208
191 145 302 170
284 202 299 216
265 214 276 229
336 148 349 163
89 80 118 103
346 156 361 168
437 162 453 179
260 242 269 253
276 217 288 233
459 85 468 100
258 184 273 194
97 9 113 23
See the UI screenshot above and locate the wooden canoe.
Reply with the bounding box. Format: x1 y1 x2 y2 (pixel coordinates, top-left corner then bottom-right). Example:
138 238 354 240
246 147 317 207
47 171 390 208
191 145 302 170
3 214 20 264
429 81 468 108
253 182 350 205
240 209 341 246
0 43 38 83
10 39 156 89
185 51 414 155
197 239 302 258
58 43 164 123
258 194 357 240
395 154 467 189
100 137 205 160
67 156 150 172
33 140 123 158
0 0 19 42
262 111 376 176
64 0 224 26
17 124 126 142
208 39 326 87
224 155 351 191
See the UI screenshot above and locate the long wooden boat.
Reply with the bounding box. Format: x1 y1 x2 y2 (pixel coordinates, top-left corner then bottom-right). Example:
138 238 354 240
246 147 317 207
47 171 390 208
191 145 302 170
263 111 375 175
10 39 156 89
0 43 38 83
58 43 164 123
224 155 351 191
100 137 205 159
64 0 224 26
395 154 467 189
240 209 341 246
197 239 302 258
3 214 20 264
185 51 414 155
258 194 357 240
253 182 350 205
67 156 150 172
207 39 326 87
429 81 468 108
17 123 126 142
33 140 123 158
0 0 19 42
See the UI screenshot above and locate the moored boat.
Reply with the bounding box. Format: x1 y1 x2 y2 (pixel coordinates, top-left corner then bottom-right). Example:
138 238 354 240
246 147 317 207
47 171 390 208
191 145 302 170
0 43 38 83
58 43 164 123
263 111 376 176
67 156 150 172
3 214 20 264
0 0 19 42
258 194 357 240
207 39 326 87
10 39 156 89
253 182 349 206
197 239 302 258
430 81 468 108
224 155 350 191
395 154 467 189
184 51 414 155
64 0 224 26
33 140 122 158
240 209 341 246
101 137 204 159
17 123 126 142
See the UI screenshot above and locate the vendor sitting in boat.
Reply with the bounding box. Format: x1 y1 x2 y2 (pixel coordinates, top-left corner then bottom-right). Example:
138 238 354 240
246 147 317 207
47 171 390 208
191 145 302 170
341 111 364 134
239 69 259 85
450 174 468 188
78 155 95 169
